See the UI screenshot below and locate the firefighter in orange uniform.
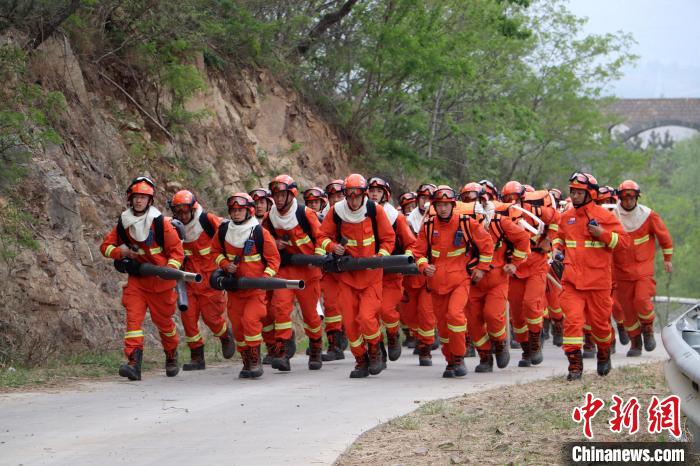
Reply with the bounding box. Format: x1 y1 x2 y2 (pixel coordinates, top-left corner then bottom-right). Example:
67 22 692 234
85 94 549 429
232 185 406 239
501 181 560 368
100 176 184 381
317 174 396 378
249 187 276 362
317 180 348 360
169 190 234 370
461 183 531 372
367 177 416 361
403 183 439 365
595 185 629 349
264 174 325 371
211 193 281 378
546 188 565 346
613 180 673 357
553 172 627 381
410 186 494 378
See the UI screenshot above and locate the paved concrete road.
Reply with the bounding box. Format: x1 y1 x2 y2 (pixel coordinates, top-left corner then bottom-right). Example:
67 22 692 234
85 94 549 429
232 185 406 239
0 339 667 465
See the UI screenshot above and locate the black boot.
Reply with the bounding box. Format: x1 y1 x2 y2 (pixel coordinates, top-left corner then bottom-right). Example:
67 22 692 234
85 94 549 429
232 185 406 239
494 340 510 369
262 343 276 365
164 349 179 377
566 349 583 381
271 340 291 371
627 334 642 357
337 330 348 351
552 319 564 347
465 335 476 357
387 331 402 361
442 355 455 378
529 330 543 366
308 338 323 370
239 348 251 378
249 346 263 378
431 329 440 350
183 345 206 371
286 331 297 358
596 345 612 376
617 323 630 345
641 323 656 352
510 326 519 349
322 331 345 361
452 354 467 377
368 343 383 375
518 341 531 367
350 353 369 378
405 330 417 349
475 350 494 373
119 348 143 381
220 328 236 359
379 340 388 369
417 342 433 366
582 333 596 358
541 318 551 341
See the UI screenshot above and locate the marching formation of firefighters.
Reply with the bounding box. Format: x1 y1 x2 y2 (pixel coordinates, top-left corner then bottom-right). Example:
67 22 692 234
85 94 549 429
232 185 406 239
100 171 673 382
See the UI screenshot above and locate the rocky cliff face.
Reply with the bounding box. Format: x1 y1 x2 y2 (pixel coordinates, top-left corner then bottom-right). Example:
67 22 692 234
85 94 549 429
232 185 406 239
0 35 351 362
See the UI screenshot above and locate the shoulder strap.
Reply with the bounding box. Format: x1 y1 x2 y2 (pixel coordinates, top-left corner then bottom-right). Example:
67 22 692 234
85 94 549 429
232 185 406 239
154 215 164 247
333 209 343 243
459 215 480 272
116 217 131 247
252 224 268 267
425 218 434 263
263 216 277 238
296 204 315 242
366 200 379 253
218 221 229 253
199 211 216 238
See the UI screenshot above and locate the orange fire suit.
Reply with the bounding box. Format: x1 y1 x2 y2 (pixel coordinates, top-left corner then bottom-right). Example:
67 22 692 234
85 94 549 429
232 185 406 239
613 209 673 337
211 224 281 351
264 207 324 341
180 212 228 349
466 212 531 351
381 213 416 336
101 216 184 358
508 201 560 343
554 202 628 353
411 214 494 362
317 202 396 358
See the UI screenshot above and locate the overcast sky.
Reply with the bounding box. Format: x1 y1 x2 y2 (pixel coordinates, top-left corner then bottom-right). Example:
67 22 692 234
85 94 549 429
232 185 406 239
567 0 700 98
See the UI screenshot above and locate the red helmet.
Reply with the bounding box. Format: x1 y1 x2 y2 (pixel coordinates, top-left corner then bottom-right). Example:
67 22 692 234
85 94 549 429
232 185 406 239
501 181 525 199
524 184 535 193
568 172 599 200
478 179 499 200
459 182 484 201
399 192 417 207
269 174 299 198
368 176 392 201
303 187 328 210
416 183 437 198
226 192 255 216
325 179 344 195
618 179 641 197
597 185 617 203
126 176 156 200
431 185 457 204
249 188 273 205
169 190 198 211
343 174 368 198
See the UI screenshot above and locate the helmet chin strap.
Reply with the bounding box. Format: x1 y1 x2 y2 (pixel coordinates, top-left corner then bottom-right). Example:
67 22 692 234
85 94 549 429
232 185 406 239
573 194 592 209
348 195 365 211
280 192 293 213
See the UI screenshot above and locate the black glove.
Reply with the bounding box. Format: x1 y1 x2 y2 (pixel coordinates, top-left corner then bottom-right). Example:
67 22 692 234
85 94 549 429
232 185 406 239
114 258 141 276
550 259 564 280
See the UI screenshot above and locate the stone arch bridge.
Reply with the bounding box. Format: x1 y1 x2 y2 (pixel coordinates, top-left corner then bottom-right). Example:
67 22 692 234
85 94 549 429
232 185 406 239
604 98 700 141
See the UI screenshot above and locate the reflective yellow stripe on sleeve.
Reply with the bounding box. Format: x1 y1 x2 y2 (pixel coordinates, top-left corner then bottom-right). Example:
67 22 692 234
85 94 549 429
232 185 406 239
416 257 428 266
314 247 327 255
264 267 276 277
184 249 193 256
321 238 331 250
479 255 492 263
662 248 673 255
150 247 162 255
215 254 226 265
548 223 559 231
378 248 390 256
584 241 606 248
243 254 261 262
565 240 577 248
362 236 376 246
512 249 527 259
431 250 441 258
608 231 619 249
446 248 466 257
198 247 211 255
104 245 116 258
552 238 564 246
167 259 182 268
295 236 312 246
346 239 358 247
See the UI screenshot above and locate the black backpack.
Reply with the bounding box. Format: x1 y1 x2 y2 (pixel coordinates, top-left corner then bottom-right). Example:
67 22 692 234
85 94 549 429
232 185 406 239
332 200 379 254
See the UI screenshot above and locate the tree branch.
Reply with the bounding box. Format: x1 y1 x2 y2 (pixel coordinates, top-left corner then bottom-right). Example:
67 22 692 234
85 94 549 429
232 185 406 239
297 0 358 56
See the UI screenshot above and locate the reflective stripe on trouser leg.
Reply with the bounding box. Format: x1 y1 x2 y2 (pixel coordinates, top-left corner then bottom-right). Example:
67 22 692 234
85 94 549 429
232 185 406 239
145 288 179 351
560 285 585 354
